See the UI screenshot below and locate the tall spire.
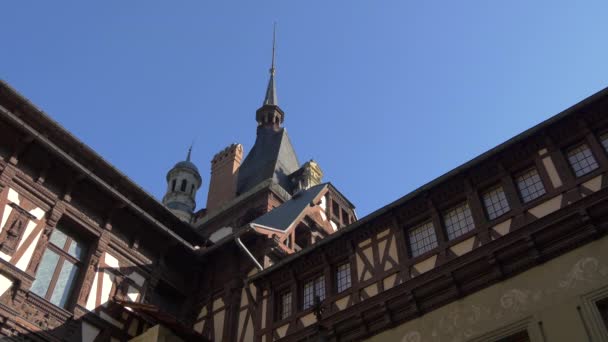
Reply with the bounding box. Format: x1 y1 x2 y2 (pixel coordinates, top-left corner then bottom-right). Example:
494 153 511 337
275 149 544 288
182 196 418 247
263 23 278 106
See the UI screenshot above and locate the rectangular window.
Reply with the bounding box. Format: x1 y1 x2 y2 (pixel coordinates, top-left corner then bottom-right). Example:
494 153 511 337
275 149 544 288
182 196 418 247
516 168 546 203
335 263 352 293
30 226 87 309
567 144 599 177
482 186 511 220
408 221 438 257
444 202 475 240
279 291 292 320
302 275 325 310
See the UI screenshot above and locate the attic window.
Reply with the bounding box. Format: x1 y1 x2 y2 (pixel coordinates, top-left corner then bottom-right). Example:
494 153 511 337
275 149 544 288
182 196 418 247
408 221 438 257
567 143 598 177
516 168 545 203
443 202 475 240
482 185 510 220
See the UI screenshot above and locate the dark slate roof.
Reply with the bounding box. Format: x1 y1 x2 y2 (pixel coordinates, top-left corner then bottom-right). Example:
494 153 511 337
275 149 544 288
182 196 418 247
237 127 300 194
251 183 327 231
174 160 199 173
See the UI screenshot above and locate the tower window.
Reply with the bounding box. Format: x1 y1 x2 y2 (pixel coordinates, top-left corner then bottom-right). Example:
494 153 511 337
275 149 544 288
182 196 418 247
567 143 598 177
443 202 475 240
516 167 545 203
190 184 194 195
180 179 187 192
171 179 176 192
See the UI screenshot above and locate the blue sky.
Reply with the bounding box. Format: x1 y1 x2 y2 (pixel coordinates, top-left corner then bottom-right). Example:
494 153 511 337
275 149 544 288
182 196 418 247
2 1 608 217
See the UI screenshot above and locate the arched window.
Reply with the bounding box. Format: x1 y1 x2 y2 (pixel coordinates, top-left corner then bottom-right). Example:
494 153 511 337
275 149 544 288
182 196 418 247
171 179 176 192
180 179 187 192
190 184 194 195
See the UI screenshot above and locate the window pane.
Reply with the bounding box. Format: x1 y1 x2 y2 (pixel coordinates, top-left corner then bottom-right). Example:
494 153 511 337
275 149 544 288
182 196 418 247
49 229 68 249
408 221 438 257
280 292 292 320
68 239 87 260
336 263 352 293
303 281 314 310
30 249 60 298
314 275 326 302
567 144 599 177
444 203 475 240
483 186 511 220
50 262 79 308
516 168 546 203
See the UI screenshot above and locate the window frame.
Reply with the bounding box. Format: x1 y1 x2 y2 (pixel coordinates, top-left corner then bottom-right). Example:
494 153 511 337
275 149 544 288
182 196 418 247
301 274 326 311
30 226 87 309
335 262 352 294
565 142 600 178
481 184 511 221
442 201 476 241
407 220 439 258
277 289 293 321
515 167 546 204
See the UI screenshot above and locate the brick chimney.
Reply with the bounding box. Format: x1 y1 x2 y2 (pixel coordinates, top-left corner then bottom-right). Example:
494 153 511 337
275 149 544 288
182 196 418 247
206 144 243 213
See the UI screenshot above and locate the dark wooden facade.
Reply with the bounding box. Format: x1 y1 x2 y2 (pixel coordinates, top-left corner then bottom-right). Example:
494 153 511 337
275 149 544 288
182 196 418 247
0 77 607 342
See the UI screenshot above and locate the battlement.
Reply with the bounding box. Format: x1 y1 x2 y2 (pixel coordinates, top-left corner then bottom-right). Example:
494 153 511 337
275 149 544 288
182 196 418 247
211 143 243 166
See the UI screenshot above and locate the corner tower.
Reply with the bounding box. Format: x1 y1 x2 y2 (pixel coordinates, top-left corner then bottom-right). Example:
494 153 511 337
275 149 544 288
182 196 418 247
162 147 202 222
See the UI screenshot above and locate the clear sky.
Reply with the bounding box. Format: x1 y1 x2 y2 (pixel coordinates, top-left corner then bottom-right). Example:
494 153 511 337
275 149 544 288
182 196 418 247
2 1 607 217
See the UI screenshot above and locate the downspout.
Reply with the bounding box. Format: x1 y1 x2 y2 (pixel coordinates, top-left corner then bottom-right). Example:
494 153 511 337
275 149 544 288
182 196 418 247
235 236 264 271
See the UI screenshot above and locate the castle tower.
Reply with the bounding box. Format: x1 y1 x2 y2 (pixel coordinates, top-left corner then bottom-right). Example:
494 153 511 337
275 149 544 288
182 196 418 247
162 146 202 222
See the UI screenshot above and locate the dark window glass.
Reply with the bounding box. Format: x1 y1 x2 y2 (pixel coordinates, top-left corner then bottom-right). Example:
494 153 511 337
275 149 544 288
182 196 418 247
336 263 351 293
279 291 292 320
171 179 176 192
408 221 438 257
444 202 475 240
180 179 187 192
516 168 546 203
303 275 325 310
483 186 511 220
567 144 599 177
30 226 87 309
496 330 531 342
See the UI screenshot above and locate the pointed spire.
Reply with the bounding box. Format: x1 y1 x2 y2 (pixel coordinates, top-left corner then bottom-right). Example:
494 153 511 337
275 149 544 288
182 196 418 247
186 144 193 162
263 23 278 106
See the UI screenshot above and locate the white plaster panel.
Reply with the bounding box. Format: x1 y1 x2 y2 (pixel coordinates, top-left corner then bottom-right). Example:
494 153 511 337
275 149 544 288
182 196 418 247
214 310 225 341
582 175 602 193
16 220 37 252
15 224 43 271
100 271 115 307
261 297 267 329
275 324 288 338
7 188 20 205
104 252 120 269
528 195 562 219
127 285 140 302
193 320 205 334
0 274 13 297
82 322 100 342
413 255 437 275
0 205 12 233
330 220 338 231
542 156 563 188
0 252 11 262
86 272 99 311
29 207 44 221
213 297 224 311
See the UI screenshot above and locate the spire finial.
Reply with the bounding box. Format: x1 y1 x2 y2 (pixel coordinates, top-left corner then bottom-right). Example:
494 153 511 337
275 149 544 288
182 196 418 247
263 23 278 106
186 143 193 162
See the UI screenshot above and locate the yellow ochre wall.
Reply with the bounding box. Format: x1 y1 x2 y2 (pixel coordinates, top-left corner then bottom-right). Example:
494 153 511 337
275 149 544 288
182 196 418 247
365 235 608 342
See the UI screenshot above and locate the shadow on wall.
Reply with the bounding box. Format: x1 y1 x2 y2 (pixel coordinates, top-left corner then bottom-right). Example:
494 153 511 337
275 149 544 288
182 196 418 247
0 263 206 342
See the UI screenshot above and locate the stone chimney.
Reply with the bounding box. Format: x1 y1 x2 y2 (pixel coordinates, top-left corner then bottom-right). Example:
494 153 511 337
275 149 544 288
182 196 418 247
206 144 243 213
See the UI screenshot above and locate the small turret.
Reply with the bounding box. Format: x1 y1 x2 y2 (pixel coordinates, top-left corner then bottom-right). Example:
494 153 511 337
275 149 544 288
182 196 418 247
162 147 202 223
